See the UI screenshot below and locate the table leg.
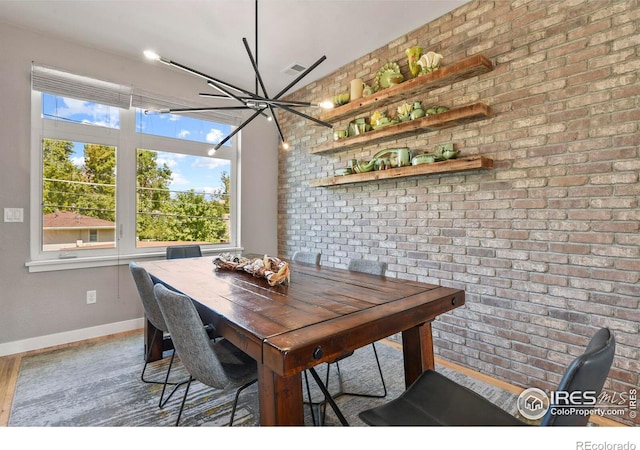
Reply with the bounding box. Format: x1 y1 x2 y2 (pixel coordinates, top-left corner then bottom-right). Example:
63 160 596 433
144 317 173 362
257 364 304 426
401 321 435 388
144 317 163 362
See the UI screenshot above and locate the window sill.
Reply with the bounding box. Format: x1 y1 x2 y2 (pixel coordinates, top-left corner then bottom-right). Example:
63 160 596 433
25 246 244 273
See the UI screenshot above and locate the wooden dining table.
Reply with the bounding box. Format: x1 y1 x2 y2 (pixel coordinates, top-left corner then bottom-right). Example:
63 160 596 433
137 255 464 426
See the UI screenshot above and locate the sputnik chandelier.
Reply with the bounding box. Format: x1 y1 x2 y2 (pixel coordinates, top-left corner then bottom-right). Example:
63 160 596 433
144 0 333 155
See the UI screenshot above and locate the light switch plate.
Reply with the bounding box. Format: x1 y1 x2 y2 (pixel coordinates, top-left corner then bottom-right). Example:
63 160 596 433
4 208 24 222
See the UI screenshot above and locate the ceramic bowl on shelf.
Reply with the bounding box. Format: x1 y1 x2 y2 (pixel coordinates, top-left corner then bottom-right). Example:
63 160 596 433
442 149 459 159
373 147 412 168
433 143 458 159
412 153 438 165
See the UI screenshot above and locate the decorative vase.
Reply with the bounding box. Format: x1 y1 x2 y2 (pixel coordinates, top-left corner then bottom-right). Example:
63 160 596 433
405 46 423 78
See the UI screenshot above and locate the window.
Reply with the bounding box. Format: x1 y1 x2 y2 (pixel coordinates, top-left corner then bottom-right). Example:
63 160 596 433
134 147 232 248
41 138 117 251
29 65 240 270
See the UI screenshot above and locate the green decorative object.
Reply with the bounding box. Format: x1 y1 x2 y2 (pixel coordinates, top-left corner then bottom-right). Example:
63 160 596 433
373 147 412 168
433 143 459 160
373 62 403 92
410 101 425 120
353 160 377 173
332 92 350 106
397 102 414 121
412 153 438 165
417 51 443 74
406 46 423 78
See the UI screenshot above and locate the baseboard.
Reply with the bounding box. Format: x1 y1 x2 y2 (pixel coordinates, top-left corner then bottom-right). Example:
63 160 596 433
0 318 145 357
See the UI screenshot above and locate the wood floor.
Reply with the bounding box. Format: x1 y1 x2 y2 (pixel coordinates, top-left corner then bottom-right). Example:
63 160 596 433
0 332 624 427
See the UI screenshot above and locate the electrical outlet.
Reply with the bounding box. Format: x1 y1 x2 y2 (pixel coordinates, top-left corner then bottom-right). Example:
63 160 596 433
86 290 97 304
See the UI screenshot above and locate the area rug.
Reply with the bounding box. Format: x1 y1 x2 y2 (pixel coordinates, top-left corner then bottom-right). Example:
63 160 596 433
9 331 519 426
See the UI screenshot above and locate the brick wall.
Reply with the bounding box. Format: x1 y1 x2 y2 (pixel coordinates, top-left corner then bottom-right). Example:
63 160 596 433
277 0 639 425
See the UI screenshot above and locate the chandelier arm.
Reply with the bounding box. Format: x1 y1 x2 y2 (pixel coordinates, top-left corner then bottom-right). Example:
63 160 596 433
199 93 314 107
273 55 327 100
214 109 263 150
254 0 259 95
274 104 333 128
145 0 329 150
160 107 255 113
242 37 270 99
206 80 255 106
206 80 272 121
165 58 257 100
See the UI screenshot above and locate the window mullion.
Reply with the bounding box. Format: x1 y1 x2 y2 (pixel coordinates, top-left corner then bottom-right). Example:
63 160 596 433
116 107 138 256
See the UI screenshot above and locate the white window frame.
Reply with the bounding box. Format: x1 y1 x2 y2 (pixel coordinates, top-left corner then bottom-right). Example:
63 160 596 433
27 77 242 273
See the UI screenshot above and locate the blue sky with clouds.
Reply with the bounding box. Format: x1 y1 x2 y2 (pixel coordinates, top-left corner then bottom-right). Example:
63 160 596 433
43 93 231 195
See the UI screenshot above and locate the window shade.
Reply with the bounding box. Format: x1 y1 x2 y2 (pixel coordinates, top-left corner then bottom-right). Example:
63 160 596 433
31 63 133 109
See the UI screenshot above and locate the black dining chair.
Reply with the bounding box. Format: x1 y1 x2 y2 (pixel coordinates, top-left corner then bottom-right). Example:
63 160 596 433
129 262 188 408
154 283 258 426
358 327 615 426
166 244 202 259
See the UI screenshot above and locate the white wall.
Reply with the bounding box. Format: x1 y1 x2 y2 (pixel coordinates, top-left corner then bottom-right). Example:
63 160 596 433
0 23 278 354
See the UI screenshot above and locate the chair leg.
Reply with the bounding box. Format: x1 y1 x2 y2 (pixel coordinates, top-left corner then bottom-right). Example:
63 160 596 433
228 378 258 426
158 350 189 408
140 328 161 383
303 370 318 426
303 368 332 426
141 329 189 408
175 376 193 426
308 367 349 426
331 343 387 399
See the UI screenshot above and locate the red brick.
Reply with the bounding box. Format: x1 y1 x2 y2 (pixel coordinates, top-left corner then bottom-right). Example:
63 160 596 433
278 1 639 416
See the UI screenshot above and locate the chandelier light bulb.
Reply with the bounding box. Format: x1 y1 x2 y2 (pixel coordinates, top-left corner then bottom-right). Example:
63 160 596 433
143 50 160 61
318 100 335 110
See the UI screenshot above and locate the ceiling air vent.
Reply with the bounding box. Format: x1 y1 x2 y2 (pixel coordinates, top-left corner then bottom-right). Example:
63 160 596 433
282 63 307 76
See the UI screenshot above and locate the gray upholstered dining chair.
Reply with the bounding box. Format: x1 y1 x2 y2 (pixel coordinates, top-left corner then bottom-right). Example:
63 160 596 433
166 244 202 259
331 259 387 398
129 262 188 408
304 258 389 426
359 327 615 426
347 258 387 276
154 283 258 426
292 250 321 265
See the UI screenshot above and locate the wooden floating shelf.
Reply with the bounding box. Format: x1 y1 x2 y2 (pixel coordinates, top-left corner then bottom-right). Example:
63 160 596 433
318 54 494 123
309 156 494 187
311 103 491 155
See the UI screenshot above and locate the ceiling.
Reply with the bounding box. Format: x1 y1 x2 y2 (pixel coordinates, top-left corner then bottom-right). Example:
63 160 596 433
0 0 467 97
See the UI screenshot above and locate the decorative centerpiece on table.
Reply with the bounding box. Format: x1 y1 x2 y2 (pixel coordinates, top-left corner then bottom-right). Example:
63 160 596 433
212 253 290 286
